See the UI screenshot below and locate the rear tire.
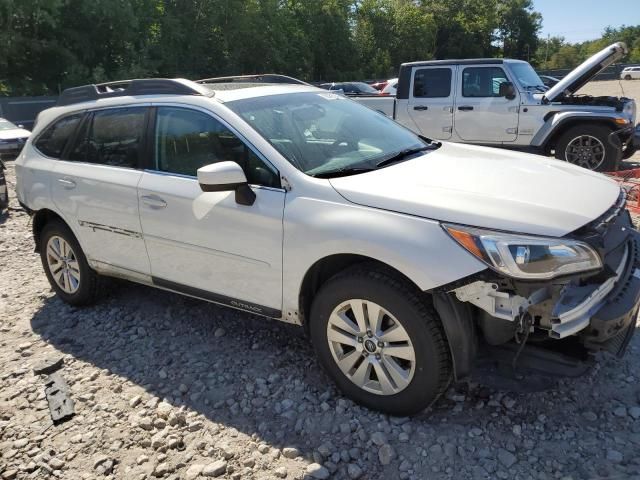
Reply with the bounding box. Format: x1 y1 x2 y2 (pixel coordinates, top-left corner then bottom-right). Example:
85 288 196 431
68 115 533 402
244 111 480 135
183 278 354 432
0 172 8 212
309 265 451 415
39 220 100 306
554 124 621 172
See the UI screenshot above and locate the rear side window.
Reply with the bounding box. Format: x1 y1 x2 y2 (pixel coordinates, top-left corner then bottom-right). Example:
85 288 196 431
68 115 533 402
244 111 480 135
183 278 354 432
413 68 452 98
462 67 509 97
69 107 146 168
34 114 83 158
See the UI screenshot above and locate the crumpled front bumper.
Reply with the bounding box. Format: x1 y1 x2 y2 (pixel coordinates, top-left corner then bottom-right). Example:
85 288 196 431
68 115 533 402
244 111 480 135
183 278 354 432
551 210 640 352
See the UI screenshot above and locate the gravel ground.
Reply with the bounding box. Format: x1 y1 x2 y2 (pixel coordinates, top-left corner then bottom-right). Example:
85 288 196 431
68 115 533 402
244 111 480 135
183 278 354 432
3 90 640 480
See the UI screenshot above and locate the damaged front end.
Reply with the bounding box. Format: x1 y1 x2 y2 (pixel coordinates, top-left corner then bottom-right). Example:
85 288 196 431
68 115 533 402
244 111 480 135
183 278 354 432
438 191 640 378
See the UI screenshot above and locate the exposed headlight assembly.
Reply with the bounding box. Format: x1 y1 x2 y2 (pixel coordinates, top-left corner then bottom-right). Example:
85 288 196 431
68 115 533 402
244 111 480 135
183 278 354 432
443 224 602 280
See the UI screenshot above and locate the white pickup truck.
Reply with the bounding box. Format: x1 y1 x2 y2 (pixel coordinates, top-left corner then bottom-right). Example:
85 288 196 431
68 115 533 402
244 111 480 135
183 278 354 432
354 42 638 172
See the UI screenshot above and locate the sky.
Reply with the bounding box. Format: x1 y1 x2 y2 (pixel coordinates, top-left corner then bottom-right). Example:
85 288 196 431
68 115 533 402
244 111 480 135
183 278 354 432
533 0 640 43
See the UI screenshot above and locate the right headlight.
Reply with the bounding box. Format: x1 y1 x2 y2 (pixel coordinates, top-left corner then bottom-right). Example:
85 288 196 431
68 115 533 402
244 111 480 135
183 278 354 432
443 224 602 280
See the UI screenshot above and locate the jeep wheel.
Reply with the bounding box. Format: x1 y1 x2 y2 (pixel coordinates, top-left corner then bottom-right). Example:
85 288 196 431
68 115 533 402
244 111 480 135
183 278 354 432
309 266 451 415
555 124 621 172
40 220 100 305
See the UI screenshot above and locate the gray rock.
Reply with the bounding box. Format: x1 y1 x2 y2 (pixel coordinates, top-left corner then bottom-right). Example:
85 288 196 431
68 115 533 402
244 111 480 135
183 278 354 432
378 444 395 465
202 460 228 477
629 407 640 419
606 450 623 463
371 432 387 446
497 449 517 468
347 463 363 479
129 395 142 408
305 463 330 479
583 411 598 422
282 447 300 459
153 462 173 477
185 464 204 480
156 401 172 419
274 466 287 478
614 406 627 418
48 457 65 469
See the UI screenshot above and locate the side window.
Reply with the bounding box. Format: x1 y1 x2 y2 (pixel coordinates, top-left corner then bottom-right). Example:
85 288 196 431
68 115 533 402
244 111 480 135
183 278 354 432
34 114 83 158
68 107 146 167
413 68 452 98
462 67 509 97
154 107 279 188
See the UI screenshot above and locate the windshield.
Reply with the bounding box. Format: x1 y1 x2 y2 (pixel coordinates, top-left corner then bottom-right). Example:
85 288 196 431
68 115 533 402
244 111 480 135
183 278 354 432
226 92 431 177
509 63 544 89
0 120 18 131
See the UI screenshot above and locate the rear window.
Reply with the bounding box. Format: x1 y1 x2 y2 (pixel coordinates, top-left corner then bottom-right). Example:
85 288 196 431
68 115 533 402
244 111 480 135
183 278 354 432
34 114 83 158
413 68 452 98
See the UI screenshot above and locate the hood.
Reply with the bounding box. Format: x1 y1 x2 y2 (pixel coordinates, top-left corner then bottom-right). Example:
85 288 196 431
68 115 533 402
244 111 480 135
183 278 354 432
329 143 620 237
544 42 628 102
0 128 30 141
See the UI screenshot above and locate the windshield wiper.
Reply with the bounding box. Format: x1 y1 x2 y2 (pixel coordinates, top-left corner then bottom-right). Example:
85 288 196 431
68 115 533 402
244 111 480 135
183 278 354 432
312 166 376 179
375 145 437 168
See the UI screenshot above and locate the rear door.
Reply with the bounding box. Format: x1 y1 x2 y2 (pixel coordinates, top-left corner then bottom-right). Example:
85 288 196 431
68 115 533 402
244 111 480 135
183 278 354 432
50 106 151 275
407 66 455 140
454 65 519 143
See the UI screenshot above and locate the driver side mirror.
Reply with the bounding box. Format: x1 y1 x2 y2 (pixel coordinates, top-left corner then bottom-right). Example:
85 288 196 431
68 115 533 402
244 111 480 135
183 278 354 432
499 81 516 100
197 161 256 206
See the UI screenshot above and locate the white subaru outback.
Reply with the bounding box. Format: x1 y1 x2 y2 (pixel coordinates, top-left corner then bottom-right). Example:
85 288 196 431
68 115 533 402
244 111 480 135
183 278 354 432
15 78 640 415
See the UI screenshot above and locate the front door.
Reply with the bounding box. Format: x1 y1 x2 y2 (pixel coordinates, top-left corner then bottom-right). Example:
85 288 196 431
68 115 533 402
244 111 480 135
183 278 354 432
407 66 455 140
138 105 285 316
50 106 151 275
454 65 519 143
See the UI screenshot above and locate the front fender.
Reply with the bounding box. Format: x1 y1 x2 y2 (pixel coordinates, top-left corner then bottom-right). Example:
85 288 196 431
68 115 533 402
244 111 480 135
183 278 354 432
281 191 487 322
531 111 628 148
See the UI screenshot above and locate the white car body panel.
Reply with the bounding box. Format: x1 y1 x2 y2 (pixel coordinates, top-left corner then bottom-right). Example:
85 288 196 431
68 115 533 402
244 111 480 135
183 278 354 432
0 127 31 140
544 42 627 102
50 160 150 274
329 142 620 237
138 171 285 312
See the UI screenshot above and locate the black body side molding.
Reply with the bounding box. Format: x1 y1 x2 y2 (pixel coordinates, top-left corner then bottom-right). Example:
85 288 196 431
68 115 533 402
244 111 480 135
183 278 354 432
152 277 281 318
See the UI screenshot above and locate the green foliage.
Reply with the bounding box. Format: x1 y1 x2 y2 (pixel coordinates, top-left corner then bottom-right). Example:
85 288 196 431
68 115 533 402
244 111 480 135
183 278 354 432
536 25 640 70
3 0 633 96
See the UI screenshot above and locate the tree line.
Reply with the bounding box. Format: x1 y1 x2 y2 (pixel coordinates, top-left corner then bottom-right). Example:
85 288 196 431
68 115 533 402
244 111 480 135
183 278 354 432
0 0 636 96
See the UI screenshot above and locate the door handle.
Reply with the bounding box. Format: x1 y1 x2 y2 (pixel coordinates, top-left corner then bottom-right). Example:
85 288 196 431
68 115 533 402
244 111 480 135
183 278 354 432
57 178 76 189
413 106 429 111
457 106 474 111
141 195 167 209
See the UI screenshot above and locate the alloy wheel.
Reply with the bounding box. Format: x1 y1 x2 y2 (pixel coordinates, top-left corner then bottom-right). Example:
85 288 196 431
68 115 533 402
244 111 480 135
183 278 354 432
326 299 416 395
46 236 81 294
565 134 606 170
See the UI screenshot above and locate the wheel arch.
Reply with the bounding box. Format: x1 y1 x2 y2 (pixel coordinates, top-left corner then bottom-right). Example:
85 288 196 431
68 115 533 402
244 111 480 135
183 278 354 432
535 114 621 152
32 208 69 252
298 254 418 330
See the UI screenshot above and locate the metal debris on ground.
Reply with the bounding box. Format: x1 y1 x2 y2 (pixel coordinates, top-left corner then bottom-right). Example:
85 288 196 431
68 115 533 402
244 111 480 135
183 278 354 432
43 372 75 424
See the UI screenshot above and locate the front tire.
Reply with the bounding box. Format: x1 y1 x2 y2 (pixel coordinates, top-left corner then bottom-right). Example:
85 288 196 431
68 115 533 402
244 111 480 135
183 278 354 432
625 75 632 80
554 124 621 172
309 266 451 415
39 220 100 306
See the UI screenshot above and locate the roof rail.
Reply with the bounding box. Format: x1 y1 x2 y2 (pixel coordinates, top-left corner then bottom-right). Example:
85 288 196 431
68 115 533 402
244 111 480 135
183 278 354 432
57 78 213 107
196 74 308 85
